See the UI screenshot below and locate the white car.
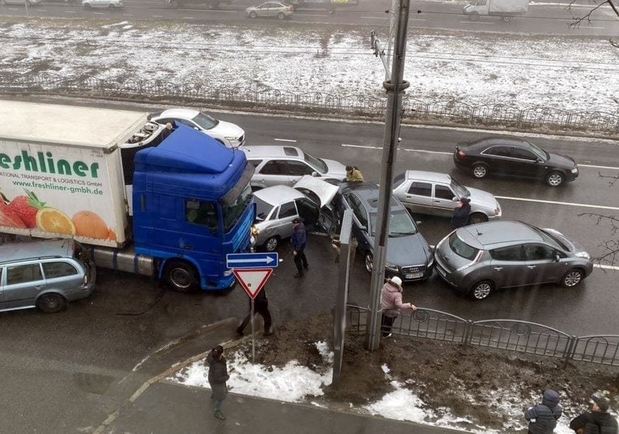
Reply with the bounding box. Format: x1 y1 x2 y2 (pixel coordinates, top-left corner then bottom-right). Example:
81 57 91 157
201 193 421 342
1 0 42 5
149 108 245 148
82 0 123 6
392 170 502 224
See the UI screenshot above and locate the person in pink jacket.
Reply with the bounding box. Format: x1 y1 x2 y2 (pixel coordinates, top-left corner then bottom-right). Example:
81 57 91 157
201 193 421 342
381 276 416 338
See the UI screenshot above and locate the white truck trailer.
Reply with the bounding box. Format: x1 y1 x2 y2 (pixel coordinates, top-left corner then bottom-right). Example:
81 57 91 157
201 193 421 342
463 0 529 21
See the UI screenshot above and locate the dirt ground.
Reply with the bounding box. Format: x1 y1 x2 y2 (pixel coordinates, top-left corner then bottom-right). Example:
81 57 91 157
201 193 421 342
237 312 619 432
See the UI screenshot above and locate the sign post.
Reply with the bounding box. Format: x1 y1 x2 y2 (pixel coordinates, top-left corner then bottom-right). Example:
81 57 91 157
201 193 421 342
227 253 278 363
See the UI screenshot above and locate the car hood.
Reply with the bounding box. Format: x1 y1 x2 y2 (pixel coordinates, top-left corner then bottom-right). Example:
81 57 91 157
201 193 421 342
208 119 245 140
293 175 339 208
546 152 577 170
466 187 501 211
384 233 433 267
322 159 347 179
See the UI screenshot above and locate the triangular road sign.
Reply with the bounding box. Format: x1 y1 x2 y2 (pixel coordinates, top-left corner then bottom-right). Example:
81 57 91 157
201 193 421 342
233 268 274 299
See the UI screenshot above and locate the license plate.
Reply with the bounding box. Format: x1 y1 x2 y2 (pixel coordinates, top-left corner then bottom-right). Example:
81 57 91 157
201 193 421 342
405 272 424 279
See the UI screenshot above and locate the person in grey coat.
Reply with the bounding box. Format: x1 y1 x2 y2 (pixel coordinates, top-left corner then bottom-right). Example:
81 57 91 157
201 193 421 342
207 345 230 420
525 389 562 434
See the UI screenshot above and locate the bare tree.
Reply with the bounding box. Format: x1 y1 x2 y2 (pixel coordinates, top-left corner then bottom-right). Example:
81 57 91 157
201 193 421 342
569 0 619 25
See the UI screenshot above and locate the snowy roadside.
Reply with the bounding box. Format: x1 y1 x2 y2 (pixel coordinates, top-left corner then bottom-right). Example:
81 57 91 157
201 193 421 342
0 17 618 115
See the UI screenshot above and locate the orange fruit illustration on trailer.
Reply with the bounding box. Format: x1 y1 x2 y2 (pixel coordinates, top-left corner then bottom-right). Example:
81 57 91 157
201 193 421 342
36 207 76 235
72 211 111 239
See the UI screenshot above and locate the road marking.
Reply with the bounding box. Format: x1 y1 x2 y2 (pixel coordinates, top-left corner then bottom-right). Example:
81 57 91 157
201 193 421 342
341 144 619 170
274 138 297 142
460 21 495 25
596 264 619 271
495 195 619 211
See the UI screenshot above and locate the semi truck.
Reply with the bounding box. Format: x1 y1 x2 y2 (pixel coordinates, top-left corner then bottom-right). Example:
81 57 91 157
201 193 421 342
283 0 356 13
164 0 231 9
463 0 529 21
0 100 255 293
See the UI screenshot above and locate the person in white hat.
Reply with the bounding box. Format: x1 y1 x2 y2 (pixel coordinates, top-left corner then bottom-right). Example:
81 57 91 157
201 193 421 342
380 276 416 338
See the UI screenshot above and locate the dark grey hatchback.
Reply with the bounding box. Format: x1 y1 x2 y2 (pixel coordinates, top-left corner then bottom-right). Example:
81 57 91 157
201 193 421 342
333 182 434 282
453 137 579 187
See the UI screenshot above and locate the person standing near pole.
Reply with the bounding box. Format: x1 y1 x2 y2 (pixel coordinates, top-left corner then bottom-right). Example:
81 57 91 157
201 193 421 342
380 276 416 338
207 345 230 421
291 217 308 278
236 286 273 336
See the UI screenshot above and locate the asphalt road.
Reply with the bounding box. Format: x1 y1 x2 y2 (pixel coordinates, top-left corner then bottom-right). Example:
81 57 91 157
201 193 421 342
1 0 618 36
1 105 618 432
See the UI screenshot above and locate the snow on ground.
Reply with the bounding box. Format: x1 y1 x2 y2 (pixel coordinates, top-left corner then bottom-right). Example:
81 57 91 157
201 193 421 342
169 343 607 434
0 14 618 114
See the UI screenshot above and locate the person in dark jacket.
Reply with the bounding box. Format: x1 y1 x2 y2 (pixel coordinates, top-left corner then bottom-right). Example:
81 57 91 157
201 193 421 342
570 392 618 434
451 197 471 229
236 287 273 336
207 345 230 420
524 389 562 434
291 217 308 278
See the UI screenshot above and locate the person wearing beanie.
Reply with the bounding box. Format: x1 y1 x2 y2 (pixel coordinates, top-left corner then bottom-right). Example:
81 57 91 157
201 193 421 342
524 389 562 434
570 392 618 434
451 196 472 229
380 276 416 338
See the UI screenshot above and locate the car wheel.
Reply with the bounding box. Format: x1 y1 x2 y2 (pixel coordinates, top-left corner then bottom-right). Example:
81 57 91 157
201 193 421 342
364 252 373 274
249 11 257 18
37 293 67 313
0 0 6 5
169 0 178 6
164 260 199 293
561 269 584 288
264 236 279 252
471 163 489 179
277 11 285 19
546 171 565 187
467 213 488 225
468 280 493 300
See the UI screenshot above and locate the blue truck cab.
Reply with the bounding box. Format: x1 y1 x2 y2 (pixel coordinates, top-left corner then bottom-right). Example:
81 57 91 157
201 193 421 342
131 124 255 292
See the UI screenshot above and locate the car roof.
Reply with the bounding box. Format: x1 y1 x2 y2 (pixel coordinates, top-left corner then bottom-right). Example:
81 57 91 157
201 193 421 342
0 239 74 264
456 221 544 250
340 182 403 212
154 108 200 120
253 185 305 205
404 170 452 183
243 145 303 160
465 136 529 148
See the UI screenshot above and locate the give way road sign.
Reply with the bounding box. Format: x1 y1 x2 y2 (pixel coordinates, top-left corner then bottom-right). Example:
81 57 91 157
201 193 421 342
233 268 274 299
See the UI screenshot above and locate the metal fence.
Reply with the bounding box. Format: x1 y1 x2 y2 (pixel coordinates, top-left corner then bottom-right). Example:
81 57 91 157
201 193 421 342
345 305 619 367
1 74 618 136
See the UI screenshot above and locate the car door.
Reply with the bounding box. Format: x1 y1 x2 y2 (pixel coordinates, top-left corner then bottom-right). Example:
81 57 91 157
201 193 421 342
344 194 371 253
432 183 459 217
400 180 433 215
256 160 291 187
487 245 527 288
264 2 276 16
508 146 546 179
274 200 298 240
296 197 320 229
481 145 514 176
2 262 45 309
523 243 566 285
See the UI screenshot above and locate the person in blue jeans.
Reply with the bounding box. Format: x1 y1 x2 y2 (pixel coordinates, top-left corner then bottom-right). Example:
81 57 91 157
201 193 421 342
207 345 230 420
291 218 308 278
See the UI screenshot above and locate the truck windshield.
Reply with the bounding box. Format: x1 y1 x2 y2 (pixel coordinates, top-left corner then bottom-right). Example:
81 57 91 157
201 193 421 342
222 184 253 232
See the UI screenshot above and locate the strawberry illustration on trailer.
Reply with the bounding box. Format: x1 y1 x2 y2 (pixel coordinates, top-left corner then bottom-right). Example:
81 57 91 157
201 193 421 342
7 189 45 228
0 198 27 228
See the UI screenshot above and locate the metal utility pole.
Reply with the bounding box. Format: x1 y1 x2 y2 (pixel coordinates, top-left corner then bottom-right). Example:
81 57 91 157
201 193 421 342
366 0 411 352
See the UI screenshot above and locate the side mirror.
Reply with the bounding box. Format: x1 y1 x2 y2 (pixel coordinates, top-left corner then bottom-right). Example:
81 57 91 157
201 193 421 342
311 172 319 177
554 253 561 262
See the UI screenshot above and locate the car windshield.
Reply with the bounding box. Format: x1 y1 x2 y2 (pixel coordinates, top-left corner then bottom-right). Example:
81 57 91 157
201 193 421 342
526 141 548 160
222 184 253 232
369 209 418 237
532 226 570 251
393 173 405 189
450 178 469 197
303 151 328 174
255 196 275 221
448 232 480 260
191 112 219 131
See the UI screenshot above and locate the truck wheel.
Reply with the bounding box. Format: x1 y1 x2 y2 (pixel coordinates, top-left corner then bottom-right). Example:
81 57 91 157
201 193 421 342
502 15 514 22
37 293 67 313
169 0 178 7
164 260 199 293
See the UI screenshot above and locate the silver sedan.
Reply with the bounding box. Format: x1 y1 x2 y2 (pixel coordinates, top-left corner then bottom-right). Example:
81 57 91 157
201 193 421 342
392 170 502 224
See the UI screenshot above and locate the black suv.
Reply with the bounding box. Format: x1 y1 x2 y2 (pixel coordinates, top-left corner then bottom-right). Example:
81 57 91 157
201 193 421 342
333 182 434 282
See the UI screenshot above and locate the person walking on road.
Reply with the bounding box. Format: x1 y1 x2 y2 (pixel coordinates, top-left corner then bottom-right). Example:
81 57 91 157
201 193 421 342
207 345 230 421
570 392 618 434
380 276 416 338
291 217 308 278
236 287 273 336
524 389 562 434
451 197 471 229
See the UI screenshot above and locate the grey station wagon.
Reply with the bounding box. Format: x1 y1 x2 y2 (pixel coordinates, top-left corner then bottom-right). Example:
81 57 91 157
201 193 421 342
434 220 593 300
0 239 96 313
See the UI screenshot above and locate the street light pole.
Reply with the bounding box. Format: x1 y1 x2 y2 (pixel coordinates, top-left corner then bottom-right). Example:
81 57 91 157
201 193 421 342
366 0 411 352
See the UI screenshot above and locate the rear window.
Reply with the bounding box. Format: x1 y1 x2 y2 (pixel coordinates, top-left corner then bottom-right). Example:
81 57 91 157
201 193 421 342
448 232 479 261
